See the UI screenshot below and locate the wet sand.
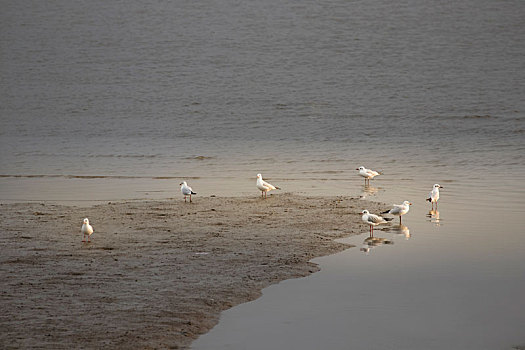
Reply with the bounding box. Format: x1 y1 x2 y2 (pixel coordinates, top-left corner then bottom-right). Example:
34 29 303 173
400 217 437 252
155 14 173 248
0 194 383 349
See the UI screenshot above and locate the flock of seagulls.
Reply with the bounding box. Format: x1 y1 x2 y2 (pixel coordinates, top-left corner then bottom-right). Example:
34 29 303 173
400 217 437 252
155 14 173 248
355 166 443 234
360 177 443 233
81 167 444 242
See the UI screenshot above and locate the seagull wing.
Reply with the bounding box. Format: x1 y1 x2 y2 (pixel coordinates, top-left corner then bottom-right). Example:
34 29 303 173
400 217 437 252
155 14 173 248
389 206 402 215
262 180 276 190
367 214 385 224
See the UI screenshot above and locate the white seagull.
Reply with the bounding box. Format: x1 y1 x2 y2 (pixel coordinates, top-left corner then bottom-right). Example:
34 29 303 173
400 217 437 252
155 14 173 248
361 210 393 233
256 173 280 198
180 181 197 203
81 218 94 243
427 184 443 209
356 166 381 185
381 200 412 224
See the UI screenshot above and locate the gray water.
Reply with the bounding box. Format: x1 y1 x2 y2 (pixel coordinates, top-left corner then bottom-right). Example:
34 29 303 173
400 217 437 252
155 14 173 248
1 0 525 348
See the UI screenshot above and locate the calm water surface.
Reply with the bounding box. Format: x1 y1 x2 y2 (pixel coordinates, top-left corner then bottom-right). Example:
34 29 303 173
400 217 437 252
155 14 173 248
193 176 525 350
1 0 524 348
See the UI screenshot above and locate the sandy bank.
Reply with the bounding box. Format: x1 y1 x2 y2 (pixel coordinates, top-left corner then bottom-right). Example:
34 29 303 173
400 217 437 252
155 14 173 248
0 194 383 349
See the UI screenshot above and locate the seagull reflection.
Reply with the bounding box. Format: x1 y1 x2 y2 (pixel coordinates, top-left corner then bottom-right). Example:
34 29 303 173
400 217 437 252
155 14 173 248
426 209 442 226
359 185 379 200
360 231 394 254
389 224 411 240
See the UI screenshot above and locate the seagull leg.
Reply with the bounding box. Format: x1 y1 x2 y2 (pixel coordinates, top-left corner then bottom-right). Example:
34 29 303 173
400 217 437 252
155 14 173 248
190 194 192 203
82 234 85 243
184 196 187 203
400 216 402 225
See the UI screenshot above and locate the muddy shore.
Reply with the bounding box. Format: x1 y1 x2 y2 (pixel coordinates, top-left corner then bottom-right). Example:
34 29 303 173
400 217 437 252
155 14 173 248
0 194 383 349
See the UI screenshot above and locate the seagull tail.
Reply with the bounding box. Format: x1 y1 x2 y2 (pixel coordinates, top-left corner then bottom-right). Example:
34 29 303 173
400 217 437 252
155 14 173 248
191 191 197 195
426 197 431 202
381 210 390 214
384 217 394 222
275 186 281 190
378 171 384 175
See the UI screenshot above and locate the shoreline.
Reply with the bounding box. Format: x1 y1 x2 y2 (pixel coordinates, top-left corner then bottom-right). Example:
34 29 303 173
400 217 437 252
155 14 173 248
0 194 384 349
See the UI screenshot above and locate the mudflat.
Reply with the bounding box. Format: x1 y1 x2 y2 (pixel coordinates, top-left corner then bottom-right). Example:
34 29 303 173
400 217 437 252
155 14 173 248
0 194 382 349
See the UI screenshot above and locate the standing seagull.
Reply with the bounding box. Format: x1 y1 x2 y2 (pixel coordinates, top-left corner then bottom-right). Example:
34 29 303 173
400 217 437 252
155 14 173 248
361 210 393 233
427 184 443 209
356 166 381 185
382 200 412 225
256 173 280 198
180 181 197 203
81 218 94 243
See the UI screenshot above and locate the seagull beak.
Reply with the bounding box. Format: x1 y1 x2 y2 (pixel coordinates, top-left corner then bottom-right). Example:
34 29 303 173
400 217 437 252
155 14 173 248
440 186 444 189
409 202 412 205
355 168 359 170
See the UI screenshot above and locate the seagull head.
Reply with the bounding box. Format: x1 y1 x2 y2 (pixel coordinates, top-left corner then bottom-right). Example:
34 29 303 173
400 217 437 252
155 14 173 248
180 181 187 186
256 174 262 179
356 166 365 171
361 210 369 215
83 218 89 224
433 184 443 189
403 201 412 206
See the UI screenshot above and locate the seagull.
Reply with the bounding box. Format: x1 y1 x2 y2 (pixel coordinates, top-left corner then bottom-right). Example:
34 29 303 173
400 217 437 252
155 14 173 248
381 200 412 224
256 173 280 198
426 184 443 209
180 181 197 203
356 166 381 185
81 218 93 243
361 210 393 233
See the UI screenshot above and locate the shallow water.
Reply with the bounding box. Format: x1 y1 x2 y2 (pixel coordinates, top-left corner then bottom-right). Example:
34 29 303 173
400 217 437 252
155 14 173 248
192 176 525 350
1 0 525 348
